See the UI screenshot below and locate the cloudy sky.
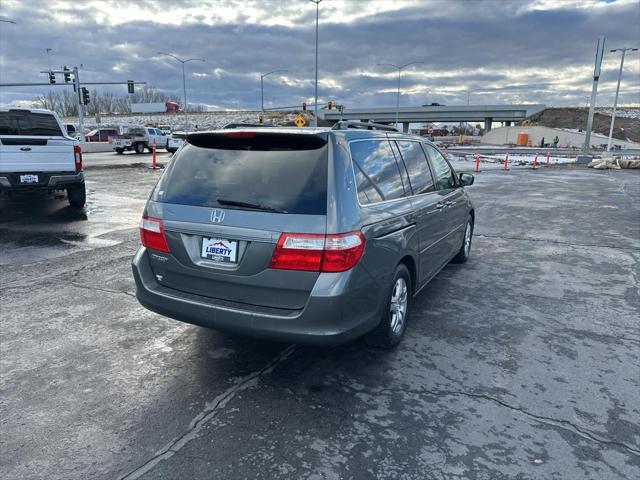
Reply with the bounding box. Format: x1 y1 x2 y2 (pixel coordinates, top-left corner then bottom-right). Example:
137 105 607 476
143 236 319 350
0 0 639 111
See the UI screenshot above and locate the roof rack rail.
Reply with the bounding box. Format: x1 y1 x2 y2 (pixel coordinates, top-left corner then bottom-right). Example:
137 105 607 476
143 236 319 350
331 121 399 132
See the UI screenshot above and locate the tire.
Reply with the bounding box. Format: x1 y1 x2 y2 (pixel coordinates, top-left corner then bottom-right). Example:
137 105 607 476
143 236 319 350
365 264 411 349
115 148 124 154
134 143 145 154
67 184 86 208
451 215 473 264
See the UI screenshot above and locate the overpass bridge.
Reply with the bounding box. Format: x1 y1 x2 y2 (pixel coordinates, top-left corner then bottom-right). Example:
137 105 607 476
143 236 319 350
317 104 546 132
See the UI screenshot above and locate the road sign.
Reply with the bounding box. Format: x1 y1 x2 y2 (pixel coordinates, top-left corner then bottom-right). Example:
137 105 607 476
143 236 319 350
295 116 306 127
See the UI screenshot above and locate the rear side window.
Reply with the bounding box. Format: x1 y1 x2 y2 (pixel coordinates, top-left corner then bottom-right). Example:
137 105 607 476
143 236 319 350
153 142 328 215
424 144 456 190
0 112 62 136
350 139 407 205
395 141 435 195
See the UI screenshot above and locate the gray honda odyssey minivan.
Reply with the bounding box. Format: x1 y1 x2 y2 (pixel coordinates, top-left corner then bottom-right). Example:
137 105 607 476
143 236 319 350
132 122 475 348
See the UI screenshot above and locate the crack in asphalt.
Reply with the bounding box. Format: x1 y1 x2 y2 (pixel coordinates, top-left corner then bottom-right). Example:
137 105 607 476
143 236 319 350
341 384 640 458
118 345 297 480
474 233 637 252
68 281 136 298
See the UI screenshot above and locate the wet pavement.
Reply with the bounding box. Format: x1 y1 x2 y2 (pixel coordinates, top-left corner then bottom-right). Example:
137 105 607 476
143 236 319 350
1 160 639 479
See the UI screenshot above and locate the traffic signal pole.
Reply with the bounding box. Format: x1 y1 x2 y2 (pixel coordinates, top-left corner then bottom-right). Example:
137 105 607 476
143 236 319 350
1 71 146 143
73 66 84 145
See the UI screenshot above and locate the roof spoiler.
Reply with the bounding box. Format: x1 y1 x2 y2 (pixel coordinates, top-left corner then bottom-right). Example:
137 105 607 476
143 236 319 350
331 121 399 132
222 123 273 129
187 131 327 150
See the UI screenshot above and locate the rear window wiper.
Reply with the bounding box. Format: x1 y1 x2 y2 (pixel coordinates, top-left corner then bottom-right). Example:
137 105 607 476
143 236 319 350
216 197 288 214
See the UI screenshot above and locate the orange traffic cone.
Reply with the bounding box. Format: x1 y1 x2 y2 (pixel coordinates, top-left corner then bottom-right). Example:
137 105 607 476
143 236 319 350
503 152 509 171
475 152 480 173
531 153 539 170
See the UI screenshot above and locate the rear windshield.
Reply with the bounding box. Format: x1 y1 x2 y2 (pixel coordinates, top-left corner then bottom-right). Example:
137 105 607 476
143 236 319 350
0 111 63 136
153 142 328 215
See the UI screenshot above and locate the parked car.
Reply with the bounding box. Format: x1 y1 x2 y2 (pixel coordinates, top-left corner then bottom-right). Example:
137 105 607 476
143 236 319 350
132 122 475 348
85 128 119 142
111 126 168 154
0 107 85 207
167 131 186 154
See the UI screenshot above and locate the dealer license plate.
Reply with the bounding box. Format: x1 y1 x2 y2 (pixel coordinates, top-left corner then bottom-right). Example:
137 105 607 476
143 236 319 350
20 174 39 183
201 237 238 263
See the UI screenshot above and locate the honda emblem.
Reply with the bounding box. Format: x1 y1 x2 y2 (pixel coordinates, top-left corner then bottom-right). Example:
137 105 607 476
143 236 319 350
211 209 225 223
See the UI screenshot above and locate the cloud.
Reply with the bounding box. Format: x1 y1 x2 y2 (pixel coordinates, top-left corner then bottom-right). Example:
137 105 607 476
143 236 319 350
0 0 638 110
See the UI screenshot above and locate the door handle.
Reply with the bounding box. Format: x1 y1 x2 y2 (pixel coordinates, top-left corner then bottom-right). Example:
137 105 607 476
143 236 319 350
445 200 455 207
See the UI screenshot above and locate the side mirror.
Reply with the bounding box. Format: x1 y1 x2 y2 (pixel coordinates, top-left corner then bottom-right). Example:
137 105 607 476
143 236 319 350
459 172 474 186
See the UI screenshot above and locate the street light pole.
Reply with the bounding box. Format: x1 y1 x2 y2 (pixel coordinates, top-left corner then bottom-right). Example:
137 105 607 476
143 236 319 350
377 61 425 127
157 52 205 132
606 47 638 151
583 36 606 153
260 69 288 113
309 0 322 127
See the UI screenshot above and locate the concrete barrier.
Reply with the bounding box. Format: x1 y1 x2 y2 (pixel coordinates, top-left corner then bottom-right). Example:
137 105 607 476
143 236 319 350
81 142 113 153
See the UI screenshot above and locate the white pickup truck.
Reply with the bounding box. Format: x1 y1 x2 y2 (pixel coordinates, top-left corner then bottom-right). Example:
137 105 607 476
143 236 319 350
111 126 168 154
0 108 85 207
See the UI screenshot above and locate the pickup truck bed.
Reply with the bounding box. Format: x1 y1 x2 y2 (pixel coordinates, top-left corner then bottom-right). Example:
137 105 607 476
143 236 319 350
0 108 86 207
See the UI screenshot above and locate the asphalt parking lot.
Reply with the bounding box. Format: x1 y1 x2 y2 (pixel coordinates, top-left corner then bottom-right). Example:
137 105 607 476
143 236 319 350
1 155 639 480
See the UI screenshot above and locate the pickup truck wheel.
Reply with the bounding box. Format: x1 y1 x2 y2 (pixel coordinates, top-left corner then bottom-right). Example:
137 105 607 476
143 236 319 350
115 148 124 154
134 143 144 154
67 184 86 208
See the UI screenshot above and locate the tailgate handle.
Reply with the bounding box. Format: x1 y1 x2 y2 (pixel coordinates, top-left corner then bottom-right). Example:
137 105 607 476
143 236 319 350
20 147 32 151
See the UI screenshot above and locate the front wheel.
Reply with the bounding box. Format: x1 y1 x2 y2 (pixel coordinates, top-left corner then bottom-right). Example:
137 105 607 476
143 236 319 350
365 264 411 349
451 215 473 264
115 148 124 154
67 184 86 208
134 143 145 154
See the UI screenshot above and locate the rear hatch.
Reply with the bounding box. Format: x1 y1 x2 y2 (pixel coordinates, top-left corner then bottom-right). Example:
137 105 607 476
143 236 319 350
0 110 76 173
144 131 329 311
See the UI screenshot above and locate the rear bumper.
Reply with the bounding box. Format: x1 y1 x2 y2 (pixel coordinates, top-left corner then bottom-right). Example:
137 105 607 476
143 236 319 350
132 247 383 346
0 171 84 193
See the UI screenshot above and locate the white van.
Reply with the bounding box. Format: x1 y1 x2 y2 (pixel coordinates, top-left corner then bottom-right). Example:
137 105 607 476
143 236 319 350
0 108 85 207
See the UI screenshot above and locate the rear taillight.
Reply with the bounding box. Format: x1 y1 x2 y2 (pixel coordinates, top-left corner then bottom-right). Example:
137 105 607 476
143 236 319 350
140 216 170 253
74 145 82 172
268 232 365 272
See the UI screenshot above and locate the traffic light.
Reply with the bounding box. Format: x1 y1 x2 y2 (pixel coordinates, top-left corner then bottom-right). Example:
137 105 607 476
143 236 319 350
302 101 307 111
127 80 134 94
48 72 56 84
63 67 71 83
327 101 333 110
81 87 90 105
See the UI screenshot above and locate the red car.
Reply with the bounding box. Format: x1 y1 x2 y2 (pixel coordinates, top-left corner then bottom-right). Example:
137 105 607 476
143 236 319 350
85 128 119 142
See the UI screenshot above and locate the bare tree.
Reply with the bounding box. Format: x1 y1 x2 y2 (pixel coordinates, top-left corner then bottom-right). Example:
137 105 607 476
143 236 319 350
33 86 182 116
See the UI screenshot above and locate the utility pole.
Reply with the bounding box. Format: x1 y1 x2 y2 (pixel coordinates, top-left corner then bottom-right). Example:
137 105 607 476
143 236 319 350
310 0 322 127
606 47 638 151
583 36 606 153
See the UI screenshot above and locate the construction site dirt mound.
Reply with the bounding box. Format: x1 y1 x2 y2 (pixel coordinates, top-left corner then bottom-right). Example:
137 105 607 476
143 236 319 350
520 107 640 143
